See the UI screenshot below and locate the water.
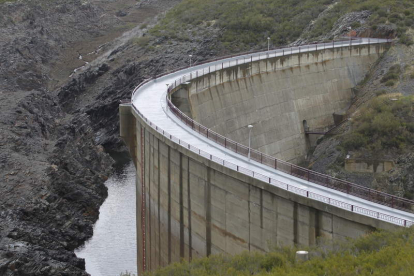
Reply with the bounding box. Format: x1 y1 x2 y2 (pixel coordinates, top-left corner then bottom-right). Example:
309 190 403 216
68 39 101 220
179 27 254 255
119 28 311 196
76 162 137 276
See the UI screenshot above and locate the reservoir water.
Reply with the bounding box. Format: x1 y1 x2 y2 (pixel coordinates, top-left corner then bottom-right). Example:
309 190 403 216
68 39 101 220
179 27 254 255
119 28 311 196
75 162 137 276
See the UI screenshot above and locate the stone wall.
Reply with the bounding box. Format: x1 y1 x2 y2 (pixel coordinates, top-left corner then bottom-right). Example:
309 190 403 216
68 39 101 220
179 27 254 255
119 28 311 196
345 159 395 173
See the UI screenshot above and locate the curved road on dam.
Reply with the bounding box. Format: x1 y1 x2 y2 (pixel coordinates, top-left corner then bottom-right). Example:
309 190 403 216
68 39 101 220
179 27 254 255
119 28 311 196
131 38 414 226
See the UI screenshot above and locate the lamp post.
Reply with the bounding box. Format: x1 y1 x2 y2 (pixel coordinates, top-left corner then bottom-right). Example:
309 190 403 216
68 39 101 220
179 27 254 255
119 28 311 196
248 125 253 161
267 37 270 51
189 55 193 67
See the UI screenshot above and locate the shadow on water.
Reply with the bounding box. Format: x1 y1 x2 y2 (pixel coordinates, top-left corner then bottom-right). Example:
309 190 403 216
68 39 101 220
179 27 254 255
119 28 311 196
75 150 137 276
107 149 133 174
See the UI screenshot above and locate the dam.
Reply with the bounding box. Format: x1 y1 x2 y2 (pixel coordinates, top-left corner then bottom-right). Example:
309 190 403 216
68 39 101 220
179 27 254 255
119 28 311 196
119 38 414 274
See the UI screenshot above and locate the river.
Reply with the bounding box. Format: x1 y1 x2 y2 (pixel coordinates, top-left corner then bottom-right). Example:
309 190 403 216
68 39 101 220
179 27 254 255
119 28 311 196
75 162 138 276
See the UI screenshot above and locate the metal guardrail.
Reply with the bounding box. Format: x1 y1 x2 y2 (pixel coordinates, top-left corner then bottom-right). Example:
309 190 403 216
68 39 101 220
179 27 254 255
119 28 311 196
130 37 414 227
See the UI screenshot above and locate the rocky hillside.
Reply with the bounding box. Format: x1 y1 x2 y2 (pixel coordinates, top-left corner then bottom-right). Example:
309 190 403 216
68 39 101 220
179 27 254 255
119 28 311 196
307 41 414 198
0 0 413 274
0 0 182 274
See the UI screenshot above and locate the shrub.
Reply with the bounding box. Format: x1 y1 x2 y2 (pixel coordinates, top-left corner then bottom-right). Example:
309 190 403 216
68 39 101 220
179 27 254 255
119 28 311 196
381 73 399 83
400 34 414 46
133 36 152 47
371 112 400 135
145 228 414 276
389 13 402 23
381 65 401 84
404 17 414 27
389 65 401 73
351 21 362 29
146 0 414 53
260 252 285 272
342 96 414 151
342 133 367 150
375 90 386 96
406 122 414 133
385 80 395 86
377 9 387 18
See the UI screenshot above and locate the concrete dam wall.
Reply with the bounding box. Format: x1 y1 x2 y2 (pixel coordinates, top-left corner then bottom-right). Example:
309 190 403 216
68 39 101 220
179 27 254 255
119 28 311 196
173 44 388 163
119 42 411 274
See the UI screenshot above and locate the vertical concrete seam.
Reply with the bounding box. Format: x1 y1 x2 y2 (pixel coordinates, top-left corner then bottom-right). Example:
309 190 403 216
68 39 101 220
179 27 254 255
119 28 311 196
248 184 251 251
206 167 212 256
315 208 321 243
308 207 315 247
157 138 161 267
293 202 298 245
136 122 142 275
187 157 192 261
168 146 172 264
141 126 146 271
260 189 263 229
148 131 152 270
179 152 185 259
274 194 279 247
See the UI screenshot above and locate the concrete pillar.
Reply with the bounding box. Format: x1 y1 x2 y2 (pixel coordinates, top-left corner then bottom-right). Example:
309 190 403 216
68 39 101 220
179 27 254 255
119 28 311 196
119 104 136 167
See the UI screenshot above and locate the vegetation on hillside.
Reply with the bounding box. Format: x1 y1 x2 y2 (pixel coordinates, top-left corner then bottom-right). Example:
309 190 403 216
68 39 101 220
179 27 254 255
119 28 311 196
341 94 414 152
150 0 332 49
306 0 414 42
147 0 414 51
144 227 414 276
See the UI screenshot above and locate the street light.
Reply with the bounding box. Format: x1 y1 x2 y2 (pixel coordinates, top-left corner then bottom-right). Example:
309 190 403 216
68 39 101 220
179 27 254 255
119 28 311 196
248 125 253 161
189 55 193 67
267 37 270 51
347 26 352 46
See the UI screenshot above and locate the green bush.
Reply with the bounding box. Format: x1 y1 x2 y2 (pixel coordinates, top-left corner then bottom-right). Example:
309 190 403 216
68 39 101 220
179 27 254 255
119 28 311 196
400 34 414 45
145 228 414 276
381 65 401 83
389 12 403 23
381 73 399 83
375 90 387 96
259 252 286 272
385 80 395 86
371 112 400 135
341 96 414 151
133 36 152 47
342 133 367 150
147 0 414 52
351 21 362 29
